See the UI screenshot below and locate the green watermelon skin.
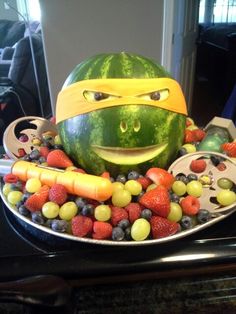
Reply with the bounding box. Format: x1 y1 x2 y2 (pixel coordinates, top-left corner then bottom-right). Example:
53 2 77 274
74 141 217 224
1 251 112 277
57 52 186 176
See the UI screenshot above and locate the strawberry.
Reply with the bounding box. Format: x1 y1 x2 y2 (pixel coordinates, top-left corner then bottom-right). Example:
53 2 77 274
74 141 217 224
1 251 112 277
3 173 19 184
192 128 206 142
217 162 227 171
180 195 200 215
72 168 86 174
139 185 170 217
190 159 207 173
92 221 113 239
24 185 49 212
39 146 50 159
150 216 179 239
18 148 26 157
46 149 73 168
136 176 152 190
146 168 174 189
49 184 68 205
184 129 197 143
71 216 93 237
111 206 128 226
221 142 236 158
125 203 142 223
100 171 110 179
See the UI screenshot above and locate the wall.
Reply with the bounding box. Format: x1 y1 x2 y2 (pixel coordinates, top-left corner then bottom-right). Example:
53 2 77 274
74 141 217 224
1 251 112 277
39 0 164 111
0 0 18 20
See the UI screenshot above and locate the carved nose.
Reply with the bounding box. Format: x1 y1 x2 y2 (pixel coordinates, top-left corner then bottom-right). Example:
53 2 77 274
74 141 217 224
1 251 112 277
119 120 141 133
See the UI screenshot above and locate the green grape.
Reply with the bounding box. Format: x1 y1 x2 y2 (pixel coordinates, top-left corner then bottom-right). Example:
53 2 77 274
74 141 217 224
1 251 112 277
168 202 183 222
124 180 142 196
146 183 157 192
3 183 12 196
7 191 23 205
131 218 151 241
111 190 132 207
59 201 78 221
217 178 233 190
186 180 203 197
42 201 60 219
216 190 236 206
94 205 111 221
25 178 42 193
172 181 187 196
112 182 124 193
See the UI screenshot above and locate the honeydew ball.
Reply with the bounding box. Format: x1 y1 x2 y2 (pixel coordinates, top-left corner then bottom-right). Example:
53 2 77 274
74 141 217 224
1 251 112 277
112 182 125 193
25 178 42 193
112 189 132 207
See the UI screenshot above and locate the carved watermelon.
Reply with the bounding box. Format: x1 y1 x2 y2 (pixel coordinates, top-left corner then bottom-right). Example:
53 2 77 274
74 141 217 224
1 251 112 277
56 52 186 176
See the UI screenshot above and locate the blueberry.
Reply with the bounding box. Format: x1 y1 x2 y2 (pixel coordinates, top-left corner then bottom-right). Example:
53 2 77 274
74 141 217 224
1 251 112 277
22 154 32 161
124 227 132 240
141 208 152 220
38 156 46 164
75 197 87 209
210 155 221 166
29 149 41 160
51 219 68 233
53 144 64 150
169 192 180 203
116 174 126 183
109 177 115 183
197 209 211 224
132 190 145 202
10 181 24 191
31 211 45 225
82 204 94 216
18 205 30 217
180 215 193 229
187 173 198 181
112 227 125 241
178 147 187 157
175 173 189 184
21 192 32 202
117 219 130 230
127 171 140 180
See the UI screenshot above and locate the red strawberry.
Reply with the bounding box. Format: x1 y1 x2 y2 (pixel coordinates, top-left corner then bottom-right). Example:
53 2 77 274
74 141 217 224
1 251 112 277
139 185 170 217
111 206 128 226
192 128 206 142
71 216 93 237
39 146 50 159
136 176 152 190
125 203 142 223
72 168 86 174
190 159 207 173
24 185 49 212
221 142 236 158
180 195 200 215
3 173 19 184
46 149 73 168
150 216 179 239
49 184 68 205
92 221 113 239
146 168 174 190
217 162 227 171
184 129 197 143
18 148 26 157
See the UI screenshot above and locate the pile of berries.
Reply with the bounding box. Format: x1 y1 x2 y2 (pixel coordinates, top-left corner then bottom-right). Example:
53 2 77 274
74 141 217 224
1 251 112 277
1 120 236 243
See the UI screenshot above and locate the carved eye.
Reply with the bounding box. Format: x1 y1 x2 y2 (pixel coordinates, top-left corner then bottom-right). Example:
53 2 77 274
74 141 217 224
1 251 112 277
138 89 169 101
120 121 128 133
83 91 119 101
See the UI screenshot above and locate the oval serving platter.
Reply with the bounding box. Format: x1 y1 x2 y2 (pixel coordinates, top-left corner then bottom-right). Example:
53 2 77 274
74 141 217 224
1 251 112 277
1 151 235 246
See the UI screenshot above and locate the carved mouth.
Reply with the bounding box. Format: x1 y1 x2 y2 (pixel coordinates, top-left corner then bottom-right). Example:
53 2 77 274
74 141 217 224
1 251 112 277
91 143 167 165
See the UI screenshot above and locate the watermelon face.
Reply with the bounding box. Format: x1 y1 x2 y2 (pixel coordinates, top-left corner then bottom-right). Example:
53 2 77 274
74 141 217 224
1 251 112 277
58 105 186 176
56 52 187 176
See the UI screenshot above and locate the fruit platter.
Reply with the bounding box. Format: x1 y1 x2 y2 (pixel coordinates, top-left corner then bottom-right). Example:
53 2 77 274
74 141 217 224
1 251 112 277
0 52 236 246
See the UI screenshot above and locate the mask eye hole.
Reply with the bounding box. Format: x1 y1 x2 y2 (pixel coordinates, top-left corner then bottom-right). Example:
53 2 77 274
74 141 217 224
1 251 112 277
120 121 128 133
138 89 169 101
83 91 120 102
